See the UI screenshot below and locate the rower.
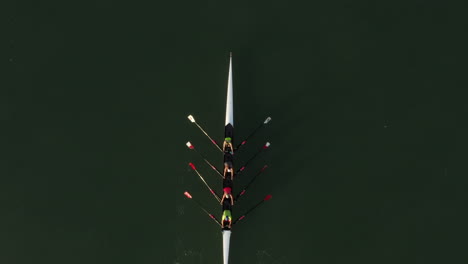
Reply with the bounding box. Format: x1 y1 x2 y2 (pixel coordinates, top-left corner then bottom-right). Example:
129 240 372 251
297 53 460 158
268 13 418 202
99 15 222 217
221 210 232 229
223 162 234 180
223 137 234 154
220 189 234 206
223 186 232 195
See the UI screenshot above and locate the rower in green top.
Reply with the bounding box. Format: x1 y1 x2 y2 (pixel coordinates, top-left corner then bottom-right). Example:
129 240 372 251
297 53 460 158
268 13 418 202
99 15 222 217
223 137 234 154
221 210 232 229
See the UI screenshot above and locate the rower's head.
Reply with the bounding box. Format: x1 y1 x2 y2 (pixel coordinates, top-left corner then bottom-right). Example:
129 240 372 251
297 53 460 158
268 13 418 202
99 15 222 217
225 137 232 143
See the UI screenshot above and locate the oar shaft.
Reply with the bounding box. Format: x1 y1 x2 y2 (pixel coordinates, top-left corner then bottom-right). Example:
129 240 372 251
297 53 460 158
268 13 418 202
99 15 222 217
233 200 264 224
235 165 268 201
190 164 221 202
244 200 264 216
194 122 223 152
189 195 222 227
236 124 262 150
194 170 221 202
234 195 272 224
236 117 271 150
193 148 223 178
237 143 270 174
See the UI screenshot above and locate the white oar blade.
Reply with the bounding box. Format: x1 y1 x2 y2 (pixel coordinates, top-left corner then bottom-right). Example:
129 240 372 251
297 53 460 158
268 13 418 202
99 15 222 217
222 230 231 264
264 142 271 148
186 141 194 149
264 117 272 124
188 115 196 123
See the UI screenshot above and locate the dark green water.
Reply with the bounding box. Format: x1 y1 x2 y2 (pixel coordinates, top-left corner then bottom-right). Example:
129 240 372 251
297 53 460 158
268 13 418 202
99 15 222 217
4 1 468 263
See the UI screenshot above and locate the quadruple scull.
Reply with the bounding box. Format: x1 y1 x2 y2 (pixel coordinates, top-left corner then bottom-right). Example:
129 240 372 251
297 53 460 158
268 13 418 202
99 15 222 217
184 53 272 264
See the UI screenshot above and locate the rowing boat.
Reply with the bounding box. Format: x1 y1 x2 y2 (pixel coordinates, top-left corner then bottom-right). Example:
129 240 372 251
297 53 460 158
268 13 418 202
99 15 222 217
222 52 234 264
184 53 272 264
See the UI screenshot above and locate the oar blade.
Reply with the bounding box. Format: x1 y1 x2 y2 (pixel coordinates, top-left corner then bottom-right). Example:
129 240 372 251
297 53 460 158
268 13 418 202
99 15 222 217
264 194 273 201
264 117 272 124
187 115 196 123
186 141 194 149
184 191 192 199
188 162 196 170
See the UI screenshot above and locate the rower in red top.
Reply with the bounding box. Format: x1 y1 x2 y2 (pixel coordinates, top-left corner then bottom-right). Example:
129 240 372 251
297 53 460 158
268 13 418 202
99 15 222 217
220 187 234 206
223 187 232 195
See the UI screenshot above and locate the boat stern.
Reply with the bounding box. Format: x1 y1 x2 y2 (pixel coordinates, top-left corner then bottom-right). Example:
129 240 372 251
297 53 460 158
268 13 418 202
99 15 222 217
222 230 231 264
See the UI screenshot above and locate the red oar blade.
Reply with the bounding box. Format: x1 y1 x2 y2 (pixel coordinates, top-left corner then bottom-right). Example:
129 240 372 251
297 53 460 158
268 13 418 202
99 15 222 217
184 191 192 199
264 194 272 201
188 162 196 170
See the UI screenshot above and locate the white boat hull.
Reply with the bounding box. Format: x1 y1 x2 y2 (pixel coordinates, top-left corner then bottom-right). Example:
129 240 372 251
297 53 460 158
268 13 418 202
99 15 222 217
223 53 234 264
225 53 234 127
222 230 231 264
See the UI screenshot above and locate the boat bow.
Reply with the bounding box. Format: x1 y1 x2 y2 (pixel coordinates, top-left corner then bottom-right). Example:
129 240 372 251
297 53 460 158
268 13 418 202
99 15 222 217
225 52 234 127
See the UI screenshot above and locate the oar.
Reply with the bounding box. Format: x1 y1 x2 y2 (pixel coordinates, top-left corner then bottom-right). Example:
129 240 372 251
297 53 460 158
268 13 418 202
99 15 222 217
235 165 268 202
233 194 272 225
187 115 223 152
236 117 271 151
237 142 271 174
186 141 223 178
188 163 221 202
184 191 222 227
